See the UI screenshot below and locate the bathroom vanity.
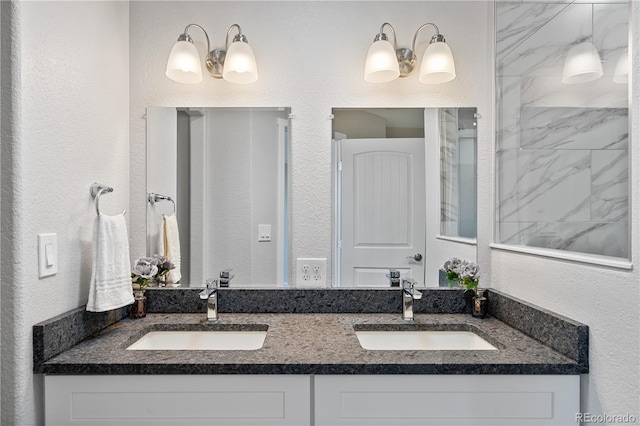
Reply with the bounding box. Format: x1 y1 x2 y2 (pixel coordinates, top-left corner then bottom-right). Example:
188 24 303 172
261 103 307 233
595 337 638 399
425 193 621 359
34 289 588 425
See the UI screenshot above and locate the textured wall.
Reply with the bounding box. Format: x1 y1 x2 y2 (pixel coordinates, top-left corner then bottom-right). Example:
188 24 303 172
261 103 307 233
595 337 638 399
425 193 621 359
0 2 130 424
128 0 494 287
491 0 640 418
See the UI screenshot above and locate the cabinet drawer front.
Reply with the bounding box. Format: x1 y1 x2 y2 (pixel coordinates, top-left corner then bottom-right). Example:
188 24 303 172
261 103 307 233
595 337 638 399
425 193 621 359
315 375 579 426
45 375 310 426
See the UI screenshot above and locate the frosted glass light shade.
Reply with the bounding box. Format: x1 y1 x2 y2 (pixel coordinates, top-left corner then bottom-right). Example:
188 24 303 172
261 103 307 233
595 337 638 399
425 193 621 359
613 50 628 84
364 39 400 83
419 41 456 84
561 42 603 84
165 40 203 84
223 41 258 84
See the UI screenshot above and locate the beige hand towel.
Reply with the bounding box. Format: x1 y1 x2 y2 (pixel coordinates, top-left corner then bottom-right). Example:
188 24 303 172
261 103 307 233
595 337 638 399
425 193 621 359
86 214 134 312
163 213 181 283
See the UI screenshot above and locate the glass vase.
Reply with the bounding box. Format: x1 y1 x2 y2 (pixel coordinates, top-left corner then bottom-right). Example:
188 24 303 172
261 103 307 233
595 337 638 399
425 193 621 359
463 289 476 314
471 289 488 318
130 289 147 319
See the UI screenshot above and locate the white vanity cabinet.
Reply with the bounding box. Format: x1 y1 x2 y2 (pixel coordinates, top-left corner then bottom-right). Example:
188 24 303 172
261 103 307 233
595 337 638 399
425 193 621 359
44 375 311 426
46 374 579 426
314 375 580 426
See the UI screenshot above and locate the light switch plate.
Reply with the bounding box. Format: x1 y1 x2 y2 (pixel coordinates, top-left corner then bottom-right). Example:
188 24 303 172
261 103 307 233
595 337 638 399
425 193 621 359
38 233 58 278
258 224 271 242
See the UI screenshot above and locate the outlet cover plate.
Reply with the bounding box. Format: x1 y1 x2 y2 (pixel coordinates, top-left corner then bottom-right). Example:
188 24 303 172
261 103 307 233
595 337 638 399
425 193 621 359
296 258 327 288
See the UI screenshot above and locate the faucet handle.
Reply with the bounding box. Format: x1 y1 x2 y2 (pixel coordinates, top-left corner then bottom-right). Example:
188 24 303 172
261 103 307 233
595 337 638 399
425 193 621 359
402 278 423 299
401 277 416 288
386 269 401 287
386 269 401 279
219 269 234 287
200 279 218 299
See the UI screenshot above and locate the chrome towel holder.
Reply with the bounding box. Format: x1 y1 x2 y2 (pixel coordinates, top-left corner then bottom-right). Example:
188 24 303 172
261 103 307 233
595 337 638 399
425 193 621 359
148 192 176 215
90 182 126 216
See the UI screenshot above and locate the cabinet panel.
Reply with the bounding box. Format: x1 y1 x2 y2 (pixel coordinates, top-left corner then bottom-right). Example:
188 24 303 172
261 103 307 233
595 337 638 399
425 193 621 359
45 375 310 426
315 375 579 426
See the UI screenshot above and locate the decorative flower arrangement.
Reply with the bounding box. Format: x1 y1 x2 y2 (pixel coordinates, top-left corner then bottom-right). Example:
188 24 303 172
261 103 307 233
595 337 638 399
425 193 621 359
131 254 175 290
442 257 480 291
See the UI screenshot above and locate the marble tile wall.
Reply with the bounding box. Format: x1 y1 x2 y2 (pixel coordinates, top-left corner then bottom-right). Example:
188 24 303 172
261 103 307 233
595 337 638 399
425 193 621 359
440 108 459 236
441 108 478 239
495 1 629 258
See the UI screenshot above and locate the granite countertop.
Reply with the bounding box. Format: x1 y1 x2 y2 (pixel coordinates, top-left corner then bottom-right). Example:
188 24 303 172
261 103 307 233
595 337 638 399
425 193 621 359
39 312 583 375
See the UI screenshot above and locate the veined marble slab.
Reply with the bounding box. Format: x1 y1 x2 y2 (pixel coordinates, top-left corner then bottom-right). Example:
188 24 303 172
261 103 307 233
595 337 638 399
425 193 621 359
520 107 628 150
498 149 592 222
591 150 628 222
496 2 570 62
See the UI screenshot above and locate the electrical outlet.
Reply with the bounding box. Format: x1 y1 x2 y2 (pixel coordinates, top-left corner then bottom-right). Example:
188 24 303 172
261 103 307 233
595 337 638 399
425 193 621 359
296 258 327 288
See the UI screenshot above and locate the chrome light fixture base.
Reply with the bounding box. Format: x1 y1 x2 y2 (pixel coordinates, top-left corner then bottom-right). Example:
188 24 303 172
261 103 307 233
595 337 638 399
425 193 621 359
396 48 416 78
206 49 226 79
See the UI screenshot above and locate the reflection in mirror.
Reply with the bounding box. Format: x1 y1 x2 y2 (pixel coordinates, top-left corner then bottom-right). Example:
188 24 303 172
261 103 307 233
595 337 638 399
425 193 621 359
332 108 477 288
147 107 291 288
440 108 477 239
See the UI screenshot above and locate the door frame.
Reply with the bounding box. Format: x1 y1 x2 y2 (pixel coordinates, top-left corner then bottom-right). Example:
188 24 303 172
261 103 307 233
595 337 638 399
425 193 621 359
332 132 347 287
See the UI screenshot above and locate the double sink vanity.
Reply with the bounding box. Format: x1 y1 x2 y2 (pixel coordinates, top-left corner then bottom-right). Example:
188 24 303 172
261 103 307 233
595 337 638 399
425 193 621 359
34 288 588 426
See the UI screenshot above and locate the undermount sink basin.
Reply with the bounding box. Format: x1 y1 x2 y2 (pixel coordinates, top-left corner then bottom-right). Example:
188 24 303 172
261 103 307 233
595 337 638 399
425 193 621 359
355 330 498 351
126 330 267 351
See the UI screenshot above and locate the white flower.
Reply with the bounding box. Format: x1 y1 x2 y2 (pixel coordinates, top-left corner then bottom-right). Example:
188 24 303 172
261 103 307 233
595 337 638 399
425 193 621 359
460 263 480 281
132 259 158 280
443 257 462 273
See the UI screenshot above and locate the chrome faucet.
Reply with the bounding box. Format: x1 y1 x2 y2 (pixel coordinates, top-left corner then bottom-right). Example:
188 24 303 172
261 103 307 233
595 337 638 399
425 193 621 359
199 279 219 322
401 278 422 321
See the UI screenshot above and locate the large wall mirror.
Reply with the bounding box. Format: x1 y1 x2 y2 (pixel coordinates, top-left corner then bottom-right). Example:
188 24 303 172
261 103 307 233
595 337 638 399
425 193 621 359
147 106 478 289
147 107 291 288
332 108 478 288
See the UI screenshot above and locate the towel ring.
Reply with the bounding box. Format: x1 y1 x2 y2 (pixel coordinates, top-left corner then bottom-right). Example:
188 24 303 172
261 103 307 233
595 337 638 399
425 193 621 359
148 192 176 215
90 182 126 216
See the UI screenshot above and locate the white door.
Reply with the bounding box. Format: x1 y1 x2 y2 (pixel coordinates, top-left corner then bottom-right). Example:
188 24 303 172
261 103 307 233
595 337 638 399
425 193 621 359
339 138 425 287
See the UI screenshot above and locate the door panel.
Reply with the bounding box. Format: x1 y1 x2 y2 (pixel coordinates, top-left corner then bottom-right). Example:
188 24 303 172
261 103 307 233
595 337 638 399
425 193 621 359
340 138 425 287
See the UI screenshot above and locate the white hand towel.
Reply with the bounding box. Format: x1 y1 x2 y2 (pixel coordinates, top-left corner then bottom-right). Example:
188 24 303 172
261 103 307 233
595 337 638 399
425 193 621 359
86 214 134 312
162 213 182 283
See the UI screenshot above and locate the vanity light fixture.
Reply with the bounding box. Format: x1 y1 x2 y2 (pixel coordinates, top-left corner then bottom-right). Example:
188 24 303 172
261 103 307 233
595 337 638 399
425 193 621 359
166 23 258 84
364 22 456 84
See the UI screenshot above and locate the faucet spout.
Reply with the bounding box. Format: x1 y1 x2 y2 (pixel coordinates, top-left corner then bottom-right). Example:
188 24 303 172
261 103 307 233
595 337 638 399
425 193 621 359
401 278 422 321
200 279 219 322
